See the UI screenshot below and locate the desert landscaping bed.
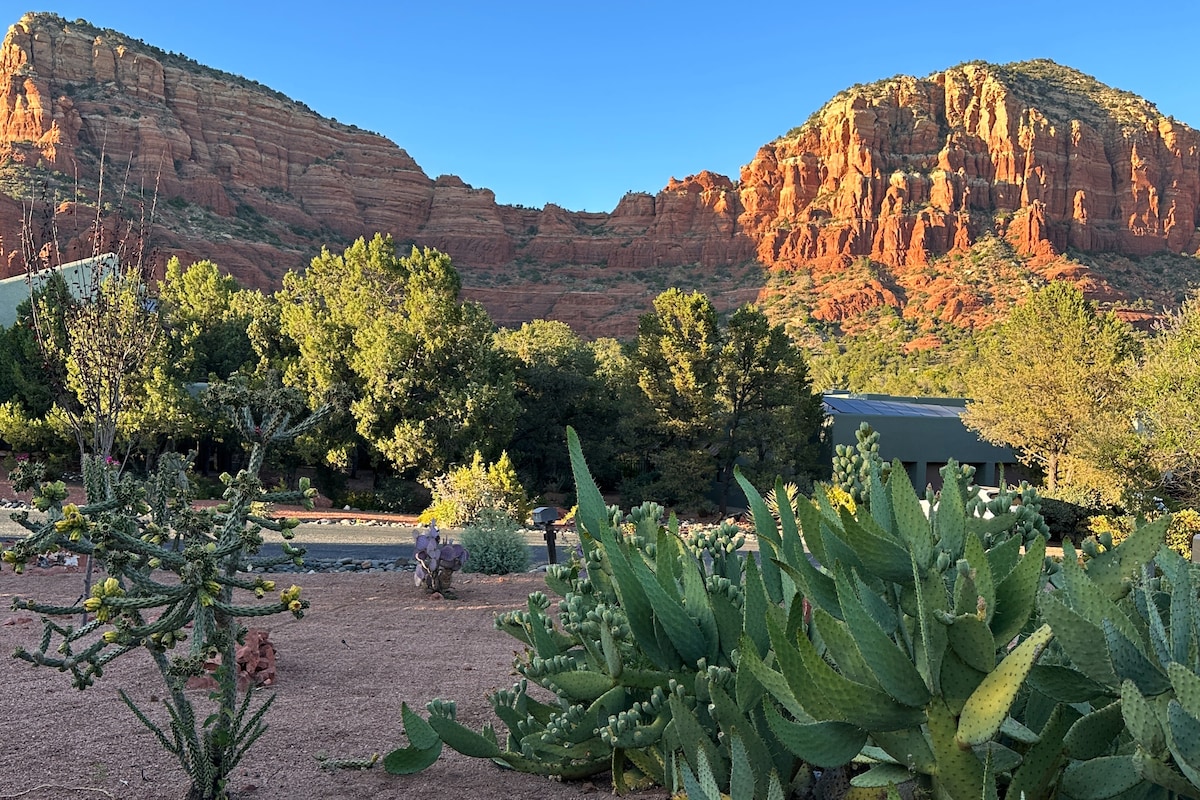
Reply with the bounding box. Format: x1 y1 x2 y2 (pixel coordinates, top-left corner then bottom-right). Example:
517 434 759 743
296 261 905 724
0 569 666 800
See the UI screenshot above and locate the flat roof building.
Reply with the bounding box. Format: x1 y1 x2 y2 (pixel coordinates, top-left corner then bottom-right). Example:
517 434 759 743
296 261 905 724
823 392 1024 490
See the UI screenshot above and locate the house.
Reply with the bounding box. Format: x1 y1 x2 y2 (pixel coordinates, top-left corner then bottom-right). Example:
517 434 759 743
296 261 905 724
0 253 120 329
823 392 1024 490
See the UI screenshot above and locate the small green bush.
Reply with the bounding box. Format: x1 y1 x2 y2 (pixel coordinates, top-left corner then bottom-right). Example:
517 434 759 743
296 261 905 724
1038 495 1102 542
459 509 529 575
341 490 381 510
188 474 226 500
375 475 427 512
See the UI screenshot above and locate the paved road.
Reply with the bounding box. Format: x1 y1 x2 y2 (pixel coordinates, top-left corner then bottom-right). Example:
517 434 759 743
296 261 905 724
0 513 576 568
1 511 761 568
287 520 574 564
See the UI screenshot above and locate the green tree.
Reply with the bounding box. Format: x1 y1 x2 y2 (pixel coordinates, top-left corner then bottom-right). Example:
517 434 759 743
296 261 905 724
496 320 620 493
633 289 721 506
962 282 1140 494
1133 294 1200 505
715 304 825 511
350 246 517 480
0 274 72 418
631 291 826 511
277 236 516 480
0 280 77 461
29 261 164 467
587 336 647 490
275 234 410 469
157 257 257 382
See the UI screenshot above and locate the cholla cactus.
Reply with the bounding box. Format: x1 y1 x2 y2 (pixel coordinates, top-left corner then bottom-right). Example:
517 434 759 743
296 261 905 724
413 524 469 593
1 390 326 800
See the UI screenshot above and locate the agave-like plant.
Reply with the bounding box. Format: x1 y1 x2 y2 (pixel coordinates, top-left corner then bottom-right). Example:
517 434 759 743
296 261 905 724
413 523 469 593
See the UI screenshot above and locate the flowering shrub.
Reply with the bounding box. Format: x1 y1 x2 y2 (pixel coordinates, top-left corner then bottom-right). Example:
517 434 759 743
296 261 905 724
419 451 529 527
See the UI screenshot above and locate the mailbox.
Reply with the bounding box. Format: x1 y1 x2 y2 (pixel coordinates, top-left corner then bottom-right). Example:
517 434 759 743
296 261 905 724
532 506 561 564
532 506 560 525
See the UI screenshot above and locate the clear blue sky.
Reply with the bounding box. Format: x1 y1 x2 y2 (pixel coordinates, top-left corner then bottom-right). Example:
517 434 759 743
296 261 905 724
19 2 1200 212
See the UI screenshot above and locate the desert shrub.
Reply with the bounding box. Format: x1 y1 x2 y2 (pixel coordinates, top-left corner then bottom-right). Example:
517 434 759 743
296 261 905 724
459 509 529 575
0 401 74 456
374 475 427 512
1038 494 1103 542
1087 513 1135 544
188 473 225 500
420 451 529 527
341 490 380 510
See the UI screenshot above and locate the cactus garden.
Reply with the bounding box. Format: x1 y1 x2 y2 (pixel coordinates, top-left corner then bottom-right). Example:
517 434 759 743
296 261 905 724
4 425 1200 798
1 567 629 799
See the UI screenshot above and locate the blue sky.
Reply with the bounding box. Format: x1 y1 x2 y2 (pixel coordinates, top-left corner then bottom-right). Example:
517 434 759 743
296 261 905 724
19 2 1200 212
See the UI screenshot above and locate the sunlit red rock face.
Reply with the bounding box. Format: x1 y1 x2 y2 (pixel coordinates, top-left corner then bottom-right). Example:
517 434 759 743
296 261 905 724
3 13 1199 337
736 62 1200 327
0 14 757 334
740 63 1200 263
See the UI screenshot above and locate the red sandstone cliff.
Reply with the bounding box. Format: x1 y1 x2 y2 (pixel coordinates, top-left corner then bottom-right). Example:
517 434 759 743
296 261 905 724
736 61 1200 328
2 14 1198 337
0 14 755 335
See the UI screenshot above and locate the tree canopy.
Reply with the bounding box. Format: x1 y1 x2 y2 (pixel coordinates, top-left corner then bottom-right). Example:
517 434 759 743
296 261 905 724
630 290 826 512
1133 294 1200 505
962 282 1140 495
276 236 517 480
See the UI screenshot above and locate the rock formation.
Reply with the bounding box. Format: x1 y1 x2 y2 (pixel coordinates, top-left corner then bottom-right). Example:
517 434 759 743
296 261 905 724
2 13 1198 337
736 61 1200 328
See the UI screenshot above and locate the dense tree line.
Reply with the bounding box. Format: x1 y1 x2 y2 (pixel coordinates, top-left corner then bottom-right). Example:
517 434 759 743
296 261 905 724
7 235 1200 519
0 235 828 513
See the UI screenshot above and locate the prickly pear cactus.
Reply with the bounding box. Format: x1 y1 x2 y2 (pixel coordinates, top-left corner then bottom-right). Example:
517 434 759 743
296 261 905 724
735 455 1068 800
386 428 802 798
969 479 1051 549
1036 525 1200 800
413 523 468 594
